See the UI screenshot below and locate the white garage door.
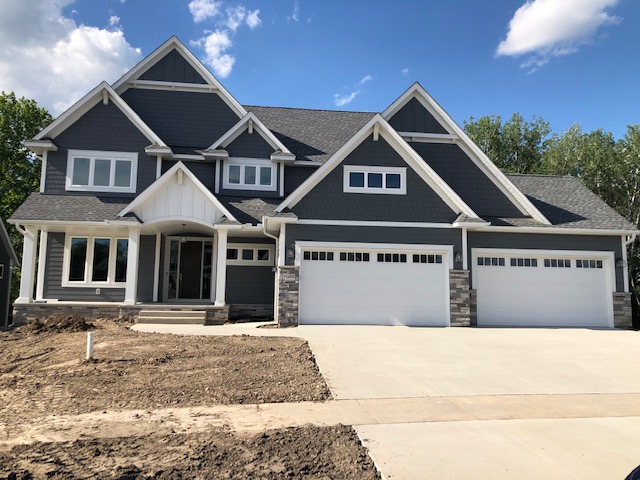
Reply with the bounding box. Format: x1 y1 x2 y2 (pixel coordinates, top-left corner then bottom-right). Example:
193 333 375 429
473 250 614 327
298 245 450 326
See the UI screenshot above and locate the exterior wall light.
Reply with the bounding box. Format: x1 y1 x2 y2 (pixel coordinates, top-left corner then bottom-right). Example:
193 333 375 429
454 251 462 263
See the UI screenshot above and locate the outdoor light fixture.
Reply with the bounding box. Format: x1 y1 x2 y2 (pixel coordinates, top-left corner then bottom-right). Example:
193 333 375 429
454 251 462 263
180 224 187 244
286 247 295 259
616 258 625 268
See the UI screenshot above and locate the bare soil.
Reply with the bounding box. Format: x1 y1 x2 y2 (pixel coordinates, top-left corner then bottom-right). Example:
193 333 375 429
0 318 381 478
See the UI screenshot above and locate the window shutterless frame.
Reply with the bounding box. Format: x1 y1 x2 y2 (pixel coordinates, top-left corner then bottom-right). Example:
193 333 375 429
62 235 129 287
226 244 275 265
222 157 277 192
66 150 138 193
343 165 407 194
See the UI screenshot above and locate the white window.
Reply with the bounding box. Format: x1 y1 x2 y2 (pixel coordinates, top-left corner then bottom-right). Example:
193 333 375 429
66 150 137 193
63 235 128 287
226 244 274 265
343 165 406 194
223 158 276 191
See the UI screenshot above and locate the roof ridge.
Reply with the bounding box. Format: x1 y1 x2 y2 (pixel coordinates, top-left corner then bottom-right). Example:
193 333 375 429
244 104 377 115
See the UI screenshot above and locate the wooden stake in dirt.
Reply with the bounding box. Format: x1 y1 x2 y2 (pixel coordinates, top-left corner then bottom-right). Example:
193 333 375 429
86 332 94 361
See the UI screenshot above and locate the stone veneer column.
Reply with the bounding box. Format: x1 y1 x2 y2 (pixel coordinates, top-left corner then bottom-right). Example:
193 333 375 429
613 292 632 329
449 269 471 327
277 265 299 327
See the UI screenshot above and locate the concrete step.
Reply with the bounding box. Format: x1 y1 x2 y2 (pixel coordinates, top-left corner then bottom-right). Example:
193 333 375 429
137 309 206 325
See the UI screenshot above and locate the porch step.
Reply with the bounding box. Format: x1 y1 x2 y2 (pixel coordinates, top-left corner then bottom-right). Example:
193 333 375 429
137 309 207 325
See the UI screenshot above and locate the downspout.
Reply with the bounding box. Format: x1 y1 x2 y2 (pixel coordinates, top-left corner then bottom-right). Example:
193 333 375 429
262 217 280 323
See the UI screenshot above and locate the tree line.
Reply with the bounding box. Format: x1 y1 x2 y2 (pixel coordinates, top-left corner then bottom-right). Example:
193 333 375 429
0 92 638 322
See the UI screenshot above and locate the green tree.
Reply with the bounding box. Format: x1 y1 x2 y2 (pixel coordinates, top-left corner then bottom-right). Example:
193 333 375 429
463 113 551 174
0 92 53 305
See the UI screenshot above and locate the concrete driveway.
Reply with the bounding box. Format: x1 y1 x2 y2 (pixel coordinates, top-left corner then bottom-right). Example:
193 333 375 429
135 323 640 479
296 325 640 398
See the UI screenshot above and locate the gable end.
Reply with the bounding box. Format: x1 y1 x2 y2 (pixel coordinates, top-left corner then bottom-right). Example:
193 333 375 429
139 49 207 84
388 97 448 134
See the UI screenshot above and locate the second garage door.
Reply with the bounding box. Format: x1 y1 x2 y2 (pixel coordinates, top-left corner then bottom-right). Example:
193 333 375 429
298 244 450 326
472 249 615 327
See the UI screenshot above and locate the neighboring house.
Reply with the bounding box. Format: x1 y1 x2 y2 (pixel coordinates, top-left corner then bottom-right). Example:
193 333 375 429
8 36 638 328
0 219 19 328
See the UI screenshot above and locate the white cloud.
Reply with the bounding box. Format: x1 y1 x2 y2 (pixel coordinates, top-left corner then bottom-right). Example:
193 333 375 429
401 67 409 76
246 9 261 29
359 74 373 85
191 3 262 78
334 91 359 107
188 0 221 23
289 0 300 22
0 0 141 115
191 30 235 77
109 15 120 27
497 0 622 71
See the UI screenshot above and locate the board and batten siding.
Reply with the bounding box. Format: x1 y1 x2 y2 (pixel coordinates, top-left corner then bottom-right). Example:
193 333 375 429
44 101 156 195
44 233 125 302
468 232 625 292
291 135 457 223
285 224 463 269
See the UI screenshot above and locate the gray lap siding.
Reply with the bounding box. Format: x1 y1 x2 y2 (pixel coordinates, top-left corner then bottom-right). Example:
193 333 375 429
225 237 275 305
467 232 625 291
0 246 11 327
285 224 463 268
136 235 157 302
291 135 457 223
44 233 125 302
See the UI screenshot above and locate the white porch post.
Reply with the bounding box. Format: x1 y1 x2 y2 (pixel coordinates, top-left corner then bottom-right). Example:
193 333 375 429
35 230 48 301
16 225 38 304
214 228 227 306
152 232 161 302
124 226 141 304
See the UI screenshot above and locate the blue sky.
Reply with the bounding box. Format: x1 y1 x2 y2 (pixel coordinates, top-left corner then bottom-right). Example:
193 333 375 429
1 0 638 138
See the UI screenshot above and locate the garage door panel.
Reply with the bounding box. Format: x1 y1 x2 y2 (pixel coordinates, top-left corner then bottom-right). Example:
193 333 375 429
299 246 448 326
474 252 613 327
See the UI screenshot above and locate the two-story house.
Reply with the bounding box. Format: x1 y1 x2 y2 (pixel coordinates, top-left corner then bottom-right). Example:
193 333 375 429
9 36 637 328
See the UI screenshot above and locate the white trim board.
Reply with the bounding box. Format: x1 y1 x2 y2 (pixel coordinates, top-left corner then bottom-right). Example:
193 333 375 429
382 82 551 225
111 36 246 119
33 82 166 147
476 226 638 236
276 114 480 219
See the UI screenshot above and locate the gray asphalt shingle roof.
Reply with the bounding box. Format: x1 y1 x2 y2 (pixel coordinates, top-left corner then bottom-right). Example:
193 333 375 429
217 196 281 224
499 174 637 231
9 193 138 224
246 106 375 163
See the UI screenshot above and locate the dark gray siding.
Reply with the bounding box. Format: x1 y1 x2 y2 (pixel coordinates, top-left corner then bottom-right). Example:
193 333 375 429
137 235 156 302
45 101 156 195
226 266 274 304
468 232 624 291
388 97 448 134
162 160 216 192
226 130 273 158
139 49 207 84
228 237 274 244
410 143 524 217
291 135 457 223
121 89 239 149
285 224 462 268
44 233 125 302
284 166 315 195
0 245 10 327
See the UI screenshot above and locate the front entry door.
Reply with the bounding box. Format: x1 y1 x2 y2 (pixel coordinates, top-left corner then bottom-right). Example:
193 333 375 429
179 241 203 299
165 238 213 301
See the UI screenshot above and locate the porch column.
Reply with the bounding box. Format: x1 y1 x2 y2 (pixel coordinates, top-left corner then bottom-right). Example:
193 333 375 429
124 226 141 305
35 230 48 301
214 228 227 306
16 225 38 304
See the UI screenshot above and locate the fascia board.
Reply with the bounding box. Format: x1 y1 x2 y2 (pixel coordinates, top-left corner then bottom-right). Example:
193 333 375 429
382 83 552 225
208 112 292 155
34 82 166 147
112 36 246 118
476 225 640 236
118 161 237 222
276 114 479 218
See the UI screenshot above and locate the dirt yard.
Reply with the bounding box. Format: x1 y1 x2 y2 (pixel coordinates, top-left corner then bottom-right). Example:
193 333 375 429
0 317 380 479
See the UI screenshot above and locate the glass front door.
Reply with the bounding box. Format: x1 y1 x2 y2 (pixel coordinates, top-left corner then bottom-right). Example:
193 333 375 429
166 238 213 301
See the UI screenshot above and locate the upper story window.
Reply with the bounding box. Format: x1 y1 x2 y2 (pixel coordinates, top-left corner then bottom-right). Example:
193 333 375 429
223 158 276 191
66 150 138 194
343 165 406 195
